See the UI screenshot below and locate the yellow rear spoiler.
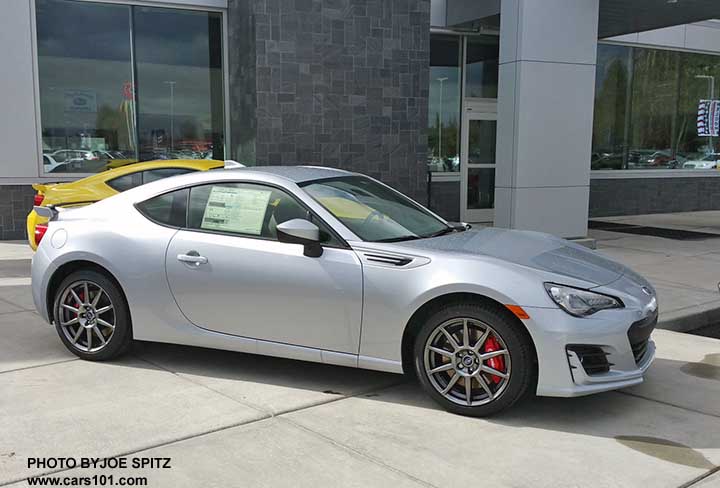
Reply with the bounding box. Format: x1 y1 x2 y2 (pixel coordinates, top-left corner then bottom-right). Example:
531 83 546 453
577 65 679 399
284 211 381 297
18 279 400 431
31 183 60 194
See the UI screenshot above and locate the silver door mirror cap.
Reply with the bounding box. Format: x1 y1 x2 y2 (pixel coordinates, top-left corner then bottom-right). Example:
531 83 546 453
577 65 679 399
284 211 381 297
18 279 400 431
276 218 320 242
276 219 323 257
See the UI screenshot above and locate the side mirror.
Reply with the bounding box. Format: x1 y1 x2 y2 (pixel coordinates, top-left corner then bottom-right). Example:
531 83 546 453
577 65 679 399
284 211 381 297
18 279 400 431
276 219 323 257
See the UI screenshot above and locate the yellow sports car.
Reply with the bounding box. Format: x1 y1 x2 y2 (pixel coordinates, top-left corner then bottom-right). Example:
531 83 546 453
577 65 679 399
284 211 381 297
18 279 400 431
28 159 224 250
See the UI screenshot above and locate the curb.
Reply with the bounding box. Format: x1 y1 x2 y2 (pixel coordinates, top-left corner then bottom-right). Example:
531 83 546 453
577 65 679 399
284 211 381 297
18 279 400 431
657 303 720 333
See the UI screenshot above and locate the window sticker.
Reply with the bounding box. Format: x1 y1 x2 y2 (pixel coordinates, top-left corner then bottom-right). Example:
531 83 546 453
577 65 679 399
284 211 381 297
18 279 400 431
201 186 272 235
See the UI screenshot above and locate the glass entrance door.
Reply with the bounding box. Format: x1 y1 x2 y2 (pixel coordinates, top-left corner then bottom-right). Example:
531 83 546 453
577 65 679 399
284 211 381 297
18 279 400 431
461 105 497 223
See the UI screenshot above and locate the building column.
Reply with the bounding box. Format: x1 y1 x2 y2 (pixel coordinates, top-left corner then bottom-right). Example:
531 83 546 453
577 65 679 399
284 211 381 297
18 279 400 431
494 0 599 238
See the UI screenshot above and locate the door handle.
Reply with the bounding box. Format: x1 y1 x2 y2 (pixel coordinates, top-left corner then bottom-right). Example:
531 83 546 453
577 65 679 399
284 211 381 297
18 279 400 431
177 252 208 266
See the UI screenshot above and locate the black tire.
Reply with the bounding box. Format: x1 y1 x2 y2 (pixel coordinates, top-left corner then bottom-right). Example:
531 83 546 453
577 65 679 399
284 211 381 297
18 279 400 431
53 269 132 361
413 302 534 417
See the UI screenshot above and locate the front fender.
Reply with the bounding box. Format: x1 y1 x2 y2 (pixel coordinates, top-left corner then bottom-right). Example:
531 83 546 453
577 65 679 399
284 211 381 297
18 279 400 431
358 256 554 366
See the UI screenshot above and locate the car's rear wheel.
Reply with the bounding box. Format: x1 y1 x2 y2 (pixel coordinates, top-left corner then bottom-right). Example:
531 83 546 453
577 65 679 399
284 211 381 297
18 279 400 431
413 302 534 416
53 270 132 361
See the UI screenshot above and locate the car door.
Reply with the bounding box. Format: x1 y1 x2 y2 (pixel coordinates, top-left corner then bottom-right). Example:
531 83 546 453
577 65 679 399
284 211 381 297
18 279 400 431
165 181 363 354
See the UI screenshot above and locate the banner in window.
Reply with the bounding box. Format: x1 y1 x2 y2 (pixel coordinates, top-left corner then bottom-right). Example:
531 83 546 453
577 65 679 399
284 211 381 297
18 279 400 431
697 100 719 137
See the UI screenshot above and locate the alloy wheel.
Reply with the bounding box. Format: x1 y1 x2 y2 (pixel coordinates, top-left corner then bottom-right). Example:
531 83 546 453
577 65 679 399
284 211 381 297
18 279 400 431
57 280 116 353
423 317 511 407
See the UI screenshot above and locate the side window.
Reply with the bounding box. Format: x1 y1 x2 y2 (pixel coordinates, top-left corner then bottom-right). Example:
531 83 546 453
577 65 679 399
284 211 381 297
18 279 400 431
106 172 143 192
142 168 195 184
187 183 340 244
136 188 188 227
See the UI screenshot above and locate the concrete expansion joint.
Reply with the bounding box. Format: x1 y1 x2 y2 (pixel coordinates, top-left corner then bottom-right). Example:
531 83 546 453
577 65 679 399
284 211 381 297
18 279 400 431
0 358 78 376
0 415 273 487
678 466 720 488
278 415 439 488
617 391 720 420
131 353 274 417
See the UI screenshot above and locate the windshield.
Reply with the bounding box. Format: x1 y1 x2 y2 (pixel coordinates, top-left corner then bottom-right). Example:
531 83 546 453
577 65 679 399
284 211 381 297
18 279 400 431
301 176 449 242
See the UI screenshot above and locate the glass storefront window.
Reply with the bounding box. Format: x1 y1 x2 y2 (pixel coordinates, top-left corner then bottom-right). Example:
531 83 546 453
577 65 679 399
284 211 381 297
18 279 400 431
35 0 225 175
677 53 720 166
36 0 134 173
133 7 224 163
465 36 499 99
428 35 461 173
628 48 679 169
592 44 720 171
592 45 630 170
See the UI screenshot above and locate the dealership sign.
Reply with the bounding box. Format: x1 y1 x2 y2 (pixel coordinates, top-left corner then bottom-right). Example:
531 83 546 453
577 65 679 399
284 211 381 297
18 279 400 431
64 89 97 113
697 99 719 137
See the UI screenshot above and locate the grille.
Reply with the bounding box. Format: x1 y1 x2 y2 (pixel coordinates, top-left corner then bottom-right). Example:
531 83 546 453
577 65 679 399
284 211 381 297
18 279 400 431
627 309 657 365
631 340 649 364
567 345 613 376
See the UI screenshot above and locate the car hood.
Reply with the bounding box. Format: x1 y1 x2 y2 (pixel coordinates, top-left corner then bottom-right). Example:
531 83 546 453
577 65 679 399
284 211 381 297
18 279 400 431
395 227 627 286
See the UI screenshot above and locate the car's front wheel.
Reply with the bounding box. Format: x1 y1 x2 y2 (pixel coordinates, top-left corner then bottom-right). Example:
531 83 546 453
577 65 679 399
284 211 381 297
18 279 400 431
53 270 132 361
413 302 534 416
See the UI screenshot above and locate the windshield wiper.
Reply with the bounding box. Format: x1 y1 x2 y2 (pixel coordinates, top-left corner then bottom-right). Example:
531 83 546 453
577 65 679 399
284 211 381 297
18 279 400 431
375 235 422 243
425 227 455 238
423 222 471 239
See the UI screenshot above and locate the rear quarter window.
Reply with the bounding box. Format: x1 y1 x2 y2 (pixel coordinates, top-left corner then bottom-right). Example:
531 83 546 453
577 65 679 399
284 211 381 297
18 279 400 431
135 188 189 227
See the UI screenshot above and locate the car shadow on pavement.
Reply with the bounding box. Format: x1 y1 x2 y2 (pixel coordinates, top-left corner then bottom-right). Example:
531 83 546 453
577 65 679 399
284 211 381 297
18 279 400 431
122 341 720 458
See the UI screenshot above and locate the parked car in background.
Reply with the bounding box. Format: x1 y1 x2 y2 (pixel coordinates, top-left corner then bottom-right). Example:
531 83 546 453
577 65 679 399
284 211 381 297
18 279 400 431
42 154 71 174
31 166 657 416
682 153 720 169
591 152 623 170
47 150 98 170
27 159 225 250
643 150 685 169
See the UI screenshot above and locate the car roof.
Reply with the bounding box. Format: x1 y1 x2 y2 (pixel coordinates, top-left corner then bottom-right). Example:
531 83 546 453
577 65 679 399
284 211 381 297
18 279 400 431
108 164 359 205
225 165 354 183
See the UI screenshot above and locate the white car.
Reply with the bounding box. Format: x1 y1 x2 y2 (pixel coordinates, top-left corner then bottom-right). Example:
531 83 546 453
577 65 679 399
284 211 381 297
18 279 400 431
683 154 720 169
42 154 69 174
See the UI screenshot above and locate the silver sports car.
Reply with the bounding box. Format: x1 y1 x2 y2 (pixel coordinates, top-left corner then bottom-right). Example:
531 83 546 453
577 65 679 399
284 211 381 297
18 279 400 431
31 166 657 416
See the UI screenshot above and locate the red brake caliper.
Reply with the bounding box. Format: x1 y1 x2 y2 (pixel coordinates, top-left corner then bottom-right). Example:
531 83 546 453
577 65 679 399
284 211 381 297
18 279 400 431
74 290 84 321
483 335 505 384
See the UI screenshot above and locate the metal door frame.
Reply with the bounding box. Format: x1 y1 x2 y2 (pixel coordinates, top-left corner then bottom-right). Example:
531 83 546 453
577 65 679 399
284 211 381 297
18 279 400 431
460 99 497 223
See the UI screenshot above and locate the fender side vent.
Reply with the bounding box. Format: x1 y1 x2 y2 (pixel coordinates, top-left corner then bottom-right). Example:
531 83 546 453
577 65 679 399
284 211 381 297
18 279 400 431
363 253 413 267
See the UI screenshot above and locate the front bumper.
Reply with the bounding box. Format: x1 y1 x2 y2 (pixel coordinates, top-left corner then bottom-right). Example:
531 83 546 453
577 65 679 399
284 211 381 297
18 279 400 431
523 306 657 398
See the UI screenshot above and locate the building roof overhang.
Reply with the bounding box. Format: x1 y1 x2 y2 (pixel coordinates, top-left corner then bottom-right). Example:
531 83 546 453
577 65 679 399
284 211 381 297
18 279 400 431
435 0 720 38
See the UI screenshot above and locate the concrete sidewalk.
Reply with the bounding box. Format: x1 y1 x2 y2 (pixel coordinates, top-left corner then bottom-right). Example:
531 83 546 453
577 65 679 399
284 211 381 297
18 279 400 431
0 241 33 262
0 287 718 487
589 210 720 333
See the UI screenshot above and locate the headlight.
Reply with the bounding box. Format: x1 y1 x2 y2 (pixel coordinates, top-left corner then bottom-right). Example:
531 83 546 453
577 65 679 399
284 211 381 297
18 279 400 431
544 283 623 317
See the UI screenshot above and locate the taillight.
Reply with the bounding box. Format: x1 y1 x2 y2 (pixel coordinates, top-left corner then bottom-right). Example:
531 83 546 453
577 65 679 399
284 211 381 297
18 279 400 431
34 194 44 206
34 224 48 245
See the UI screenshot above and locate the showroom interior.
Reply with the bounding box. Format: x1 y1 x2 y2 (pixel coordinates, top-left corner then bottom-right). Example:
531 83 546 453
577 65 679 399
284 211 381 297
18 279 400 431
1 0 719 240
